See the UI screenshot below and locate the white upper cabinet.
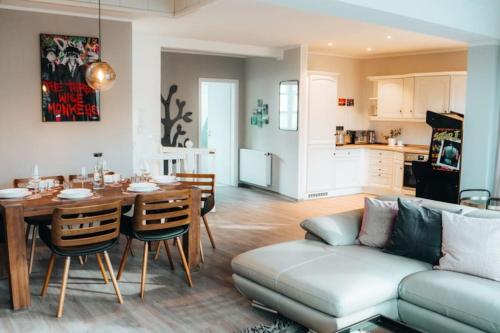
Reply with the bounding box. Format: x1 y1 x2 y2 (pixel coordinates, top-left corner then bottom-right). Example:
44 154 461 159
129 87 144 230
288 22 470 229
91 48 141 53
308 75 338 144
449 75 467 114
370 72 466 121
377 79 404 118
413 76 450 117
402 77 414 118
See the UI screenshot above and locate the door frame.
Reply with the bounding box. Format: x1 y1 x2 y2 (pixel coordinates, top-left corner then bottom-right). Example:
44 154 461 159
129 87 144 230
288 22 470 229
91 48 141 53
198 78 239 186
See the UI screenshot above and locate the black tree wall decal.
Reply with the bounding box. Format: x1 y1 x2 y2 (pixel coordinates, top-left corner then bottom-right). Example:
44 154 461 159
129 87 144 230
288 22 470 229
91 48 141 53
161 84 193 147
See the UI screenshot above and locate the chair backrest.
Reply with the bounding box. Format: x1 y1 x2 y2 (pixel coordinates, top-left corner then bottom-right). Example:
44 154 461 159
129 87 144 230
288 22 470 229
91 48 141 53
176 173 215 197
13 175 65 188
132 190 192 232
51 201 121 248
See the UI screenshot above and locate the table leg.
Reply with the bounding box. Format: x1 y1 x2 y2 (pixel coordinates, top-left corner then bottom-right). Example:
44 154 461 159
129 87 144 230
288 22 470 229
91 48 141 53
2 205 31 310
183 188 201 270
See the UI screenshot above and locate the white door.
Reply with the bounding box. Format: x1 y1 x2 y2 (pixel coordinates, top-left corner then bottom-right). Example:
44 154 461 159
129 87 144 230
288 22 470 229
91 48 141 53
414 76 450 117
334 157 360 189
308 75 337 145
377 79 404 118
200 80 238 186
306 74 338 194
449 75 467 114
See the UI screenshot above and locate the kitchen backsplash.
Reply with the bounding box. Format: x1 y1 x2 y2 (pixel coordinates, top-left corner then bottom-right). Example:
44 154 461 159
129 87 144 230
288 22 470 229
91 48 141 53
368 122 432 145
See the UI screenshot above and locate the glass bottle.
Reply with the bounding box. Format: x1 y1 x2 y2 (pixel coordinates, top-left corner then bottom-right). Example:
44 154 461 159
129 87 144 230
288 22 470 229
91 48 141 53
93 153 105 190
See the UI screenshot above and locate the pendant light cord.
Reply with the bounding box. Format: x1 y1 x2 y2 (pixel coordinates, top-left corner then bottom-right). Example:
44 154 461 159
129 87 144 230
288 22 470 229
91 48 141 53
98 0 102 60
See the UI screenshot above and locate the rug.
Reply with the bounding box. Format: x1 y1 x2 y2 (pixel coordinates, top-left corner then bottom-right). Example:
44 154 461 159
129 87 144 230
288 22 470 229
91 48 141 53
237 316 309 333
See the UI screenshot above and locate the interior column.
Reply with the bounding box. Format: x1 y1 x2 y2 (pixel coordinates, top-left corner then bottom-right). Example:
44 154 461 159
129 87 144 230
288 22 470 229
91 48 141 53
461 44 500 192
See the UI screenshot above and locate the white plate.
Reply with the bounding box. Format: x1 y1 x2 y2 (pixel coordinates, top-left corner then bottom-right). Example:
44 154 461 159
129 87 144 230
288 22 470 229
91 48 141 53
127 186 159 193
129 182 157 189
0 188 31 199
152 175 177 184
58 188 92 199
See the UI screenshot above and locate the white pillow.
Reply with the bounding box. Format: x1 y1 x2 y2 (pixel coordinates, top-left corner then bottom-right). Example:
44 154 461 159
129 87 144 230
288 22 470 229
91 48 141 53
358 197 398 248
437 211 500 281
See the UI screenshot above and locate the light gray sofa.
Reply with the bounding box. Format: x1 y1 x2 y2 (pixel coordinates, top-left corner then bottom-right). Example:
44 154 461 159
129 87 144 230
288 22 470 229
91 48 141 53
231 196 500 333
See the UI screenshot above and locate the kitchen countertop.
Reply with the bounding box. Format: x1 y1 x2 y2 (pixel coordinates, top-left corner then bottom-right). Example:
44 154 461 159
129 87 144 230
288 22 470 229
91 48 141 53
336 143 429 155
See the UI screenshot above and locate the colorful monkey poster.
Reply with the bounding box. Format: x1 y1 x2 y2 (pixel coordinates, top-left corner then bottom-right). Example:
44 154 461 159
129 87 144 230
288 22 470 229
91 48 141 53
40 34 100 121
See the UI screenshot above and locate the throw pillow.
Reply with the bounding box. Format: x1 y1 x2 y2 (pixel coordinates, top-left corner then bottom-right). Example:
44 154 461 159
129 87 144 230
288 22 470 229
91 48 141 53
384 198 443 264
437 211 500 281
358 197 398 248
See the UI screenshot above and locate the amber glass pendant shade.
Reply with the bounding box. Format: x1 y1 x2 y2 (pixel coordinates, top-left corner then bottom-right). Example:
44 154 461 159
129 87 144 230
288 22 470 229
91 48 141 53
85 61 116 91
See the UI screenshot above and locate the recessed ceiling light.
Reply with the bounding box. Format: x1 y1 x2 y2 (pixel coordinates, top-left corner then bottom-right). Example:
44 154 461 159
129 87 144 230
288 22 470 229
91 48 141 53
366 47 372 52
386 35 393 39
327 42 334 47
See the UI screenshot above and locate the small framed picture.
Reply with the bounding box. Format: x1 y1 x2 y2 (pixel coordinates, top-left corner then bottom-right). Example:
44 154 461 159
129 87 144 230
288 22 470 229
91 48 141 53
436 138 461 170
346 98 354 106
338 98 346 106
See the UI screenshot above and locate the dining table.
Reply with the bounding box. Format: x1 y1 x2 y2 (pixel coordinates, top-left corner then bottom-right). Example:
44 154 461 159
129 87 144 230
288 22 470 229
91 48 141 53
0 180 201 311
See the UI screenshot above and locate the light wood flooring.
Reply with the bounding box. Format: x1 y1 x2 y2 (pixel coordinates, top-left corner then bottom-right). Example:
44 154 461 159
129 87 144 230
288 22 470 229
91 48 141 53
0 186 365 333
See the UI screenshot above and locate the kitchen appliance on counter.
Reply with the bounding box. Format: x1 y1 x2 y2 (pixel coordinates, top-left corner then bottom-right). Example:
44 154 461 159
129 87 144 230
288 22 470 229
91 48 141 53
335 126 345 146
346 130 376 144
403 153 428 192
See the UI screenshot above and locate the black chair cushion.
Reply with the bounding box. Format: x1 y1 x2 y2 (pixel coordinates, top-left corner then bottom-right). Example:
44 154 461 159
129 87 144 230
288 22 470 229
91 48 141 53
120 215 189 242
39 225 117 257
25 215 52 226
201 195 215 217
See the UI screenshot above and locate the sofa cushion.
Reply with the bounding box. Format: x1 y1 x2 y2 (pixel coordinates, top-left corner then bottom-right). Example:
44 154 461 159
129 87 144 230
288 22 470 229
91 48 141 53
231 240 431 317
384 199 444 265
300 209 363 246
399 270 500 333
359 197 398 248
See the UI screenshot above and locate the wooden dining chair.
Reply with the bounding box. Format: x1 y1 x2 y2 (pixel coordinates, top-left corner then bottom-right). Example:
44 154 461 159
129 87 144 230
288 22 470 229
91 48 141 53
13 175 65 274
116 190 193 299
39 201 123 318
175 173 216 261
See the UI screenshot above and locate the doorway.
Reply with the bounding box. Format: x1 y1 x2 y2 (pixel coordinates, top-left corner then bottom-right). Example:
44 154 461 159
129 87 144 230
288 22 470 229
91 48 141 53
199 78 239 186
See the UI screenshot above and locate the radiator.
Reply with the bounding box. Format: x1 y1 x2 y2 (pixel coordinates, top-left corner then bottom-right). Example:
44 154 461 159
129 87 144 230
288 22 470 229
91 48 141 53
239 149 272 187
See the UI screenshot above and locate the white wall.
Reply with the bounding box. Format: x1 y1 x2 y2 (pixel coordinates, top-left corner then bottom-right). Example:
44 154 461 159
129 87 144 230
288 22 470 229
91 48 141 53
243 48 301 198
0 9 133 186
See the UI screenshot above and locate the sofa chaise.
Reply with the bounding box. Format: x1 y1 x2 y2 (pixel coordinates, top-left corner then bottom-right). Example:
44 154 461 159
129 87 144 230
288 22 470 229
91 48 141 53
231 196 500 333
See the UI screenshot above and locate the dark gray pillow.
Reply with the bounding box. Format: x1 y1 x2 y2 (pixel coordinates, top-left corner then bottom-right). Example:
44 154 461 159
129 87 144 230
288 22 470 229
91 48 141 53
384 198 443 264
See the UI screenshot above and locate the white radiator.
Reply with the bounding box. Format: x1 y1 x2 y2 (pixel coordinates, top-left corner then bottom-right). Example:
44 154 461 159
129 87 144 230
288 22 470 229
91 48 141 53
239 149 272 187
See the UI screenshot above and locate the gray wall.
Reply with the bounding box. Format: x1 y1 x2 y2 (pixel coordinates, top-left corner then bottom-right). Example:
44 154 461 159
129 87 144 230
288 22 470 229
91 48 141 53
0 9 133 186
243 48 301 199
160 52 245 146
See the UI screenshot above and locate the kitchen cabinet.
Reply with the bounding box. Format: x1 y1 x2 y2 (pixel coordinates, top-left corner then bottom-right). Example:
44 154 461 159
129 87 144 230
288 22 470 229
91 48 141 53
306 145 335 193
365 150 394 190
413 76 450 117
392 153 404 192
377 79 404 118
449 75 467 114
333 149 361 189
402 77 414 118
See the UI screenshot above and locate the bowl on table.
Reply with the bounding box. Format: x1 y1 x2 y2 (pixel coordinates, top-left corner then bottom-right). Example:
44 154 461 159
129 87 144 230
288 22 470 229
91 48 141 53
127 182 159 193
0 188 31 199
57 188 93 200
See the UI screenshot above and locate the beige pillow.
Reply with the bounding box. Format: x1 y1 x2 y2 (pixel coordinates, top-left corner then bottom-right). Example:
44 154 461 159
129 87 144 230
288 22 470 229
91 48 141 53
358 197 398 248
437 211 500 281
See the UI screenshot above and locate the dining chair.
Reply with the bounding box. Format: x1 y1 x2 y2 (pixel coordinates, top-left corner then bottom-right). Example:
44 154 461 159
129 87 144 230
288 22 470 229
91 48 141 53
116 190 193 299
39 200 123 318
175 173 216 261
13 175 65 274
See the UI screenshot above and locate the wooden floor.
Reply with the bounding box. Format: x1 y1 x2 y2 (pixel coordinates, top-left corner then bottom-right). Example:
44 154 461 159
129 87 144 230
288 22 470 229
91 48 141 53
0 187 365 332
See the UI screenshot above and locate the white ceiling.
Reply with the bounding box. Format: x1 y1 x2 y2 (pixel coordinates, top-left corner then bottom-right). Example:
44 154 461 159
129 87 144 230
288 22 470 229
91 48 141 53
2 0 468 58
137 0 467 57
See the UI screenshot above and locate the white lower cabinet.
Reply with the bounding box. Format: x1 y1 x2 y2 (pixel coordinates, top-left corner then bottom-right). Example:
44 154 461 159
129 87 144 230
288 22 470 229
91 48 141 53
333 149 361 190
306 145 335 193
365 150 394 190
392 153 404 192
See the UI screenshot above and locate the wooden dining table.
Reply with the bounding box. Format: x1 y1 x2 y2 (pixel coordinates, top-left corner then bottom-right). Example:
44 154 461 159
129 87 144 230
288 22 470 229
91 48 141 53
0 181 201 311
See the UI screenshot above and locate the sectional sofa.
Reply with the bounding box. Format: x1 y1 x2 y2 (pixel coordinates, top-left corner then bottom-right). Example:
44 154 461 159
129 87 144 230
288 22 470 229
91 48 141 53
231 196 500 333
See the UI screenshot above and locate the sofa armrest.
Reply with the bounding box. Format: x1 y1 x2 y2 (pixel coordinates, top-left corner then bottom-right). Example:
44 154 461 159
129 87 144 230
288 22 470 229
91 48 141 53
300 209 364 246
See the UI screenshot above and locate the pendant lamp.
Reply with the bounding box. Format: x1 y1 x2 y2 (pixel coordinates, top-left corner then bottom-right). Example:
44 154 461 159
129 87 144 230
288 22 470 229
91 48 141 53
85 0 116 91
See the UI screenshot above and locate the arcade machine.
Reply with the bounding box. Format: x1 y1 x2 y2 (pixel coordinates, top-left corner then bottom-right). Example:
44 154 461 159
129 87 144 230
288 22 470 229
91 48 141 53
413 111 464 204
